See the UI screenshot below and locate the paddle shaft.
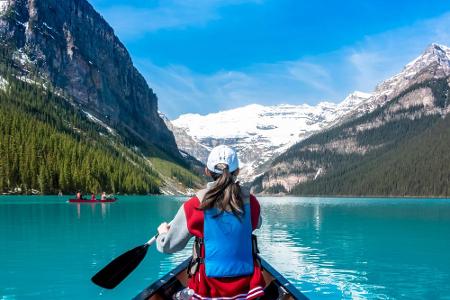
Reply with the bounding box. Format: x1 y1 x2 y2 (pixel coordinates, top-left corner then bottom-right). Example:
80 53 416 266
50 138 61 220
145 234 158 246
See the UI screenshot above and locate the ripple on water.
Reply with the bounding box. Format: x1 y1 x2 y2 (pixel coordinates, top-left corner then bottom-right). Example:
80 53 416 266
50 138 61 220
257 203 395 300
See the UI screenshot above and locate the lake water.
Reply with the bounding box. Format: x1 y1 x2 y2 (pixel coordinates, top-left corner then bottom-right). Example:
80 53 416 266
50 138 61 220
1 196 450 300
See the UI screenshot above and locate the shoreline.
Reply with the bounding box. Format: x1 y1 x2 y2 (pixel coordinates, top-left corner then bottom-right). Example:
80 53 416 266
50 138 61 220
2 193 450 200
255 194 450 199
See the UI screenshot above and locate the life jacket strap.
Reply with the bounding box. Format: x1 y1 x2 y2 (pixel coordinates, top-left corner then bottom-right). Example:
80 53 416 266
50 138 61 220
252 234 262 267
187 237 204 277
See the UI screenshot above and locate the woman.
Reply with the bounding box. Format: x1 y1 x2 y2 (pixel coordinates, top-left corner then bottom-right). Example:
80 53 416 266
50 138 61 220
156 145 265 299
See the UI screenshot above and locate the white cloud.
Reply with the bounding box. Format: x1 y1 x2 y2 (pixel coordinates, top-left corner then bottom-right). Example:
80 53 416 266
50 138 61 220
138 58 340 118
285 61 334 95
135 12 450 118
344 12 450 90
347 51 388 91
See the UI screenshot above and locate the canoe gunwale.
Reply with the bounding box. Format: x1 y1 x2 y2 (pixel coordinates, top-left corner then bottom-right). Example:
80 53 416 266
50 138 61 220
133 256 309 300
133 257 191 300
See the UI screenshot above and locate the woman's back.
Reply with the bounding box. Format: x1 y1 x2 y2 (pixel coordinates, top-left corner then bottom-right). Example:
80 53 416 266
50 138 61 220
156 145 265 299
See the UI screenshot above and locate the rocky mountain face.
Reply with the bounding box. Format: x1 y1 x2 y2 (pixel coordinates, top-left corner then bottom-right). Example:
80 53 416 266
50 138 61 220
160 112 211 164
0 0 179 158
341 43 450 121
171 92 372 183
252 43 450 196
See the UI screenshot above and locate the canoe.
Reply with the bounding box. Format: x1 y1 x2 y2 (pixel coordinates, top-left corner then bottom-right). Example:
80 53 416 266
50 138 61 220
68 198 117 203
133 256 309 300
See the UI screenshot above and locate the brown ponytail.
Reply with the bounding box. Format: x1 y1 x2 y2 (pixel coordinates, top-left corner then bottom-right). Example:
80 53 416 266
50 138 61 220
198 163 244 218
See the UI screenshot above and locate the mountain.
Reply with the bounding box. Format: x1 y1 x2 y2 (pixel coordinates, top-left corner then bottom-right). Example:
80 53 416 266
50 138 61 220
0 62 159 194
0 0 179 158
0 0 203 194
252 43 450 196
160 112 211 165
342 43 450 121
171 92 371 182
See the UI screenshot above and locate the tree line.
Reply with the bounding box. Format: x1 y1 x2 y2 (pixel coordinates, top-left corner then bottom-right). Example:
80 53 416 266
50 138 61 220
0 50 162 194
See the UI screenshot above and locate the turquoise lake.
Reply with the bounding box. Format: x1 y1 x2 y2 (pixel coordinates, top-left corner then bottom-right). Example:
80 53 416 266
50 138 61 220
1 196 450 300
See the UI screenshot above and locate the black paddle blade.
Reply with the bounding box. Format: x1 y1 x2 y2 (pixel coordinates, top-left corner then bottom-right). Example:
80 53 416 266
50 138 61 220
92 243 149 289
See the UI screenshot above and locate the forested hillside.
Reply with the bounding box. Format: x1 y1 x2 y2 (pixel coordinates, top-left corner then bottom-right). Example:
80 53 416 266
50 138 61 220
291 112 450 196
0 47 202 195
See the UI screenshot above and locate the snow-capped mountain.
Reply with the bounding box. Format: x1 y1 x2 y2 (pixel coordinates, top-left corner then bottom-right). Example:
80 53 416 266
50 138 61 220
170 43 450 185
344 43 450 119
379 43 450 93
171 91 372 182
252 43 450 194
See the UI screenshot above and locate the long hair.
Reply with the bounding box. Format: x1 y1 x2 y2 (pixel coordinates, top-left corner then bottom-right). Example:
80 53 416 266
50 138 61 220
198 163 244 218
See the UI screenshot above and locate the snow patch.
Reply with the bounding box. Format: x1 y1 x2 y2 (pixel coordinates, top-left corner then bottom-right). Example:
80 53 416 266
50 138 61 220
83 111 116 136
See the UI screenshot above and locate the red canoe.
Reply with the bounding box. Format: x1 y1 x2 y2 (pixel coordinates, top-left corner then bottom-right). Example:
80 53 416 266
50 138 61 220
68 198 117 203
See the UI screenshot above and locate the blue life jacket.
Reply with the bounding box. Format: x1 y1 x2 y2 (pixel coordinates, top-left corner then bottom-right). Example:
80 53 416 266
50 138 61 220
203 203 254 278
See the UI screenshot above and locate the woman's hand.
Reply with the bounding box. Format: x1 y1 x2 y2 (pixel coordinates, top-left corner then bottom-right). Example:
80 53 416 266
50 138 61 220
157 222 170 235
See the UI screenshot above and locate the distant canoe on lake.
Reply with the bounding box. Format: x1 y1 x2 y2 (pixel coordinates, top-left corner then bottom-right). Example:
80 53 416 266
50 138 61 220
68 198 117 203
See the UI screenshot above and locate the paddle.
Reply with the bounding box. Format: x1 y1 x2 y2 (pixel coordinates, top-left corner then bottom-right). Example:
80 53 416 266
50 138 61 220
91 234 159 289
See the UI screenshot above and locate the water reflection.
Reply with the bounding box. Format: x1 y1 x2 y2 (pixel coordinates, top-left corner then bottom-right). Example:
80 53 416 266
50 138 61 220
72 201 113 220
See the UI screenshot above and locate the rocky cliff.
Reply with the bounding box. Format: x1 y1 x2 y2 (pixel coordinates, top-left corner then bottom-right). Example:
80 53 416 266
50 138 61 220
0 0 179 158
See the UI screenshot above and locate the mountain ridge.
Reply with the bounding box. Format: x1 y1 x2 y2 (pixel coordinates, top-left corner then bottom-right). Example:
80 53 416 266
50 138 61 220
252 43 450 196
171 91 372 182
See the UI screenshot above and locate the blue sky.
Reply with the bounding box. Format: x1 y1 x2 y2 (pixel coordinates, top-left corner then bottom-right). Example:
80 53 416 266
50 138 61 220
89 0 450 118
